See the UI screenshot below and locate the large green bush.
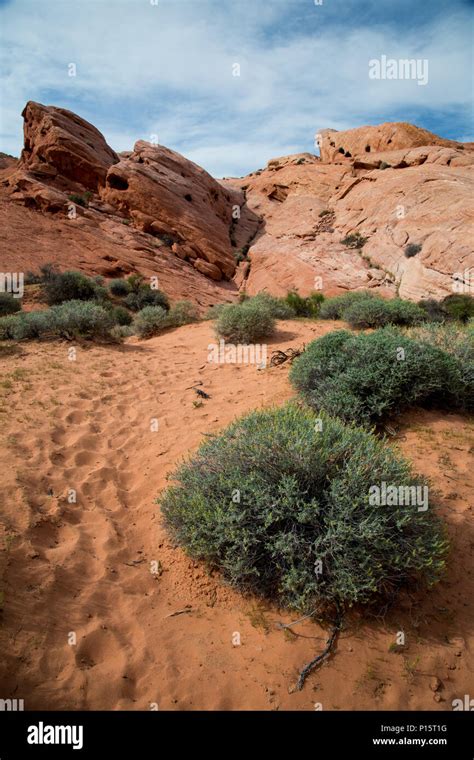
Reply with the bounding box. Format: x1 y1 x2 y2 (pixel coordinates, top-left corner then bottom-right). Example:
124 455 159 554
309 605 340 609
160 404 447 613
0 293 22 316
290 328 470 426
216 301 276 343
319 290 374 320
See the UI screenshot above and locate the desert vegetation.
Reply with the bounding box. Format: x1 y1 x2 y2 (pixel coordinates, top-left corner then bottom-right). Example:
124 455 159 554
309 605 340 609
161 403 447 613
290 326 472 426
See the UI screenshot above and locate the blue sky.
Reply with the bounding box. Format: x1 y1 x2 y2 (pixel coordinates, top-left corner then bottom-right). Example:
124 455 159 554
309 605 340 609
0 0 473 176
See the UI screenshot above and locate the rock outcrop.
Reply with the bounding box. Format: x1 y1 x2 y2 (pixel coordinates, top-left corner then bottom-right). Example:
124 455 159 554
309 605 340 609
315 122 460 164
18 101 119 189
3 102 473 303
101 140 240 280
225 126 474 300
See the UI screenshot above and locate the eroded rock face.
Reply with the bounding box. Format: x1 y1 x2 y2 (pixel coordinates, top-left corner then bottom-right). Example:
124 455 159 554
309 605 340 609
19 101 119 189
226 137 474 300
100 140 241 279
3 102 473 301
315 122 460 164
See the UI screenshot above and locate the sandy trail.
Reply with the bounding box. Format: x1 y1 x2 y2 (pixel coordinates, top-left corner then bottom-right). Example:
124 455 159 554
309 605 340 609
0 320 472 710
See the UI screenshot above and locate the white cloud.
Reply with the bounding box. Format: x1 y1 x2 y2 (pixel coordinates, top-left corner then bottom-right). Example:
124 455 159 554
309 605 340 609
0 0 472 175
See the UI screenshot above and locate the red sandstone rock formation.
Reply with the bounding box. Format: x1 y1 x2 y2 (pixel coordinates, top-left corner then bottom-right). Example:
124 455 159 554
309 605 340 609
2 103 473 302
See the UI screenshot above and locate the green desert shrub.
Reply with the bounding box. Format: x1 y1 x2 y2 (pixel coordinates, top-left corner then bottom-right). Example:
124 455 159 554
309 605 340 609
124 286 170 312
343 297 425 329
0 293 22 316
110 305 133 326
133 306 169 338
67 191 92 208
284 291 324 318
109 278 132 297
405 243 422 258
42 270 104 306
110 324 135 340
215 301 275 343
404 323 474 410
250 292 295 319
203 303 228 320
442 294 474 323
290 328 469 426
166 300 200 327
418 298 448 323
341 232 368 249
0 310 56 340
160 404 447 613
0 301 113 341
319 290 374 320
51 300 113 339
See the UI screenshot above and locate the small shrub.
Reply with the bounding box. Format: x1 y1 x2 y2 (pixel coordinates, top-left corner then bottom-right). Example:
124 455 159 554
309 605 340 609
0 294 22 316
343 297 425 329
110 305 133 326
67 191 92 208
442 294 474 324
319 290 374 320
124 286 170 312
379 161 391 170
418 299 448 323
0 301 115 341
160 404 447 613
405 243 422 258
284 291 324 318
42 270 104 306
290 328 469 426
341 232 368 249
251 292 295 319
342 298 392 328
110 324 134 340
216 301 275 343
134 306 168 338
51 300 113 339
166 301 200 327
127 273 145 292
109 278 132 297
405 323 473 410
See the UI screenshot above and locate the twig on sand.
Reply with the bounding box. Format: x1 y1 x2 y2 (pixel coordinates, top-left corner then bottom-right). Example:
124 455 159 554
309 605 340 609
270 346 305 367
294 612 343 691
165 605 193 618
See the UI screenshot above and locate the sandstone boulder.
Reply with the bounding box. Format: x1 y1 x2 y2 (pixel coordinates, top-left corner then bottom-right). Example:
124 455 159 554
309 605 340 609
19 101 119 190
